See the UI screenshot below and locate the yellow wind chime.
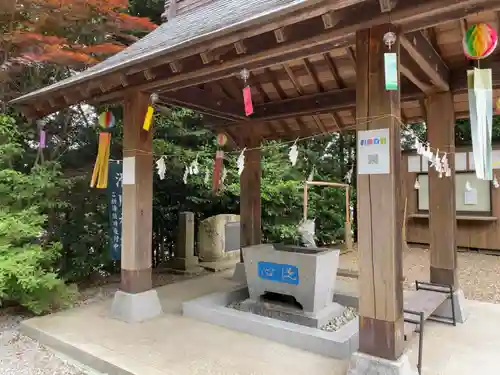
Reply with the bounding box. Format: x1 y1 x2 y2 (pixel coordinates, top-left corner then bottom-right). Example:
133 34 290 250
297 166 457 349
142 93 158 132
91 96 157 189
90 111 115 189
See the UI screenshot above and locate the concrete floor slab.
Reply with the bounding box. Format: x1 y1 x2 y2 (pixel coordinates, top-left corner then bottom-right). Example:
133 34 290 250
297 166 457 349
182 286 358 359
19 270 500 375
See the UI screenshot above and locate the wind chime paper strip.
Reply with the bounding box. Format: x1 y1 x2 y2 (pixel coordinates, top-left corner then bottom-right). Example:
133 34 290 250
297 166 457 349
39 130 46 149
142 106 154 131
123 157 136 185
383 53 398 91
468 68 493 180
90 132 111 189
242 86 254 116
212 150 224 193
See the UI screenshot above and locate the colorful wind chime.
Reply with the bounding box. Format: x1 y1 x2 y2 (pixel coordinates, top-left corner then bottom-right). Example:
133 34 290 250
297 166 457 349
383 31 398 91
464 23 498 181
90 111 115 189
212 133 227 194
142 93 159 132
463 23 498 60
240 68 254 116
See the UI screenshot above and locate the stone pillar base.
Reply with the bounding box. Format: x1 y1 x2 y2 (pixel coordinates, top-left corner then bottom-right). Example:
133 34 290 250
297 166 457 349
347 352 418 375
434 288 468 323
232 262 247 284
110 289 163 323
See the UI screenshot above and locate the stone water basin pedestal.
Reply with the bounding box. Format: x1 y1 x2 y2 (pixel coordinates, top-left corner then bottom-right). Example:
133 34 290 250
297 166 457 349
241 244 343 328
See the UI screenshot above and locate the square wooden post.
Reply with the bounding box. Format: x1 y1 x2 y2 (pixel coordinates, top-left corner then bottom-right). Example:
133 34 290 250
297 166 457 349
427 92 457 287
348 24 411 374
427 92 467 322
233 138 262 282
240 143 262 251
111 91 162 323
121 91 153 293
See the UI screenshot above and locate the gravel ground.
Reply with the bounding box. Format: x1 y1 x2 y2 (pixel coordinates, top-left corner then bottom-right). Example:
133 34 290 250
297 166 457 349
0 314 88 375
321 307 357 332
0 270 207 375
339 246 500 303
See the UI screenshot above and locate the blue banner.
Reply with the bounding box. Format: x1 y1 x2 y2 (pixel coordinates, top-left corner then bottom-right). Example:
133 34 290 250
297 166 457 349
257 261 300 285
108 160 122 261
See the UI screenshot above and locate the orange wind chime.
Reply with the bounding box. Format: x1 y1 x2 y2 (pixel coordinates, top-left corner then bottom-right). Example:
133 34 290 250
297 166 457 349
90 111 115 189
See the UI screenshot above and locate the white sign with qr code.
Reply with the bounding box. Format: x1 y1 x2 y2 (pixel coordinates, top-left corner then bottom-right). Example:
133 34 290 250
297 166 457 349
357 129 390 175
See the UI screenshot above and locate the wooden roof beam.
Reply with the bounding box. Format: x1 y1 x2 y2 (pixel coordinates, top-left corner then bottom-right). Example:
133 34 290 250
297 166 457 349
144 69 156 81
321 11 341 29
399 62 434 94
217 68 500 126
274 28 287 44
146 0 498 94
400 31 450 92
169 61 182 73
160 86 247 121
200 51 214 64
252 88 357 121
234 40 247 55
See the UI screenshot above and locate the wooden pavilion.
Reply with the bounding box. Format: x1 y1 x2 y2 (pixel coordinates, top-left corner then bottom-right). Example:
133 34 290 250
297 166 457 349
10 0 500 372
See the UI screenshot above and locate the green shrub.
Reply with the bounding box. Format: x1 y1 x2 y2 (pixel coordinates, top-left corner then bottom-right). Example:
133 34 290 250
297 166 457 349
0 114 77 314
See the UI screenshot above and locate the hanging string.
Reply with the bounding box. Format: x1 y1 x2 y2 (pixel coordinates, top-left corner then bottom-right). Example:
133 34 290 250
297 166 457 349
124 113 464 163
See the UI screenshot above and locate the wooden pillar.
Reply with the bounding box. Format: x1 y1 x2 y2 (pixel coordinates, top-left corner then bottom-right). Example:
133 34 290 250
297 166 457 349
356 24 405 360
121 91 153 294
427 92 458 288
240 139 262 259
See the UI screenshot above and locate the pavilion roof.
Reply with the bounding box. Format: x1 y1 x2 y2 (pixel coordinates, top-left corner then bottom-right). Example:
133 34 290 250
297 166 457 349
8 0 500 144
9 0 317 106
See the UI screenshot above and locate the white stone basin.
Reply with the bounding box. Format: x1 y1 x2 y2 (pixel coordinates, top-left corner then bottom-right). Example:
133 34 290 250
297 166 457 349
242 244 340 314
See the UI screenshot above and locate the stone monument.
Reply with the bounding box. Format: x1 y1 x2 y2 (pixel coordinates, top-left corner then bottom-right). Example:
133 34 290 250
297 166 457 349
198 214 240 268
167 211 200 272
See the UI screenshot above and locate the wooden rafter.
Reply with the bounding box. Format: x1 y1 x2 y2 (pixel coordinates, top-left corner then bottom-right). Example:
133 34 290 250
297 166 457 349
323 52 354 126
302 58 328 133
86 0 500 102
399 63 434 94
400 31 450 92
425 27 441 55
25 57 500 121
282 65 311 135
16 0 500 119
262 68 293 135
21 0 500 118
160 86 247 121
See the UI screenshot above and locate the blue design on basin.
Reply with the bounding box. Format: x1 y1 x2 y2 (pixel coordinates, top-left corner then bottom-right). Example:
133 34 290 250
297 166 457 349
257 261 300 285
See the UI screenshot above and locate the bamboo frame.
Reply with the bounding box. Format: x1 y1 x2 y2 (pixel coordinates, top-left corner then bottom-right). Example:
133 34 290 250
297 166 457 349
303 180 352 250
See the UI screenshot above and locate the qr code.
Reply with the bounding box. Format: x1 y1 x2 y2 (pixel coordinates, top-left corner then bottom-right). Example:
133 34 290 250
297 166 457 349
368 154 378 165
